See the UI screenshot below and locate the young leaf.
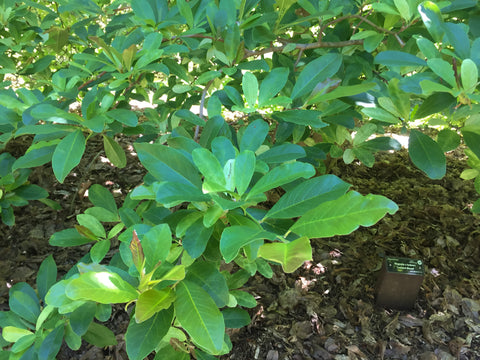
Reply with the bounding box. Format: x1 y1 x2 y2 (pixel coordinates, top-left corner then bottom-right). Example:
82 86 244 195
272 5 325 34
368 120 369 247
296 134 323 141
49 228 92 247
408 129 446 179
52 129 85 183
290 191 398 238
66 271 139 304
90 240 110 263
135 288 175 323
77 214 106 239
247 162 315 199
1 326 33 343
258 236 312 273
142 224 172 272
192 148 227 192
175 281 225 354
220 226 276 263
37 255 57 301
291 53 342 100
264 175 351 219
130 230 145 274
242 72 258 108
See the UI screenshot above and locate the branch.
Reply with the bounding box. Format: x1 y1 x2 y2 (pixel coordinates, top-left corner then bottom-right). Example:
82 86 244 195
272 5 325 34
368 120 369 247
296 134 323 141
243 40 363 59
78 71 107 91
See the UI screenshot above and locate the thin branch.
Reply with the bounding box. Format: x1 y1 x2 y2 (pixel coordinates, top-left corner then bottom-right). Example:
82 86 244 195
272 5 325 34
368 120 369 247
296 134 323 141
243 40 363 59
194 78 215 142
78 71 107 91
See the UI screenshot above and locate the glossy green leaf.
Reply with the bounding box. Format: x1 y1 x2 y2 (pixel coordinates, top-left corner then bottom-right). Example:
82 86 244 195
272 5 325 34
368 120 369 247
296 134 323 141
175 281 225 354
12 145 56 170
272 109 327 128
461 129 480 160
156 181 210 207
234 150 255 196
38 325 64 360
52 129 85 183
9 283 40 324
90 240 110 263
106 109 138 127
427 58 457 88
461 59 478 93
88 184 117 214
264 175 351 219
394 0 411 21
11 333 35 353
290 191 398 238
186 262 230 308
374 51 426 67
220 226 276 263
103 135 127 168
443 22 470 60
222 308 251 329
192 147 227 192
135 288 175 323
230 290 257 308
387 78 410 120
258 67 289 106
66 271 138 304
77 213 106 239
291 53 342 100
418 1 444 42
247 162 315 199
174 109 205 126
177 0 193 27
242 72 258 108
211 136 237 167
36 255 57 301
258 236 312 273
135 143 201 188
203 204 225 228
361 107 400 124
416 36 440 59
437 129 461 152
408 129 446 179
239 119 269 153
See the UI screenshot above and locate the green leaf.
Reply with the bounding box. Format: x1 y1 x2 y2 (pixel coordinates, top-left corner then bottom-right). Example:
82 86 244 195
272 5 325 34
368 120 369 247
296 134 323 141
408 129 446 179
11 333 35 353
290 191 398 238
462 129 480 160
222 308 251 329
90 240 110 263
1 326 33 343
307 82 377 105
230 290 257 308
66 271 138 304
88 184 117 214
192 148 227 192
103 135 127 168
443 22 470 60
247 162 315 199
175 281 225 354
234 150 255 196
52 129 86 183
183 218 214 259
77 213 105 239
177 0 193 27
83 322 117 347
36 255 57 301
272 109 327 128
38 325 64 360
461 59 478 93
12 145 56 170
416 36 440 59
186 261 230 308
394 0 411 21
70 302 96 336
264 175 351 219
361 107 400 124
155 181 210 207
106 109 138 127
135 288 175 323
427 58 457 88
437 129 461 152
9 283 40 324
49 228 92 247
418 1 444 42
220 226 276 263
135 143 202 188
257 143 306 164
374 51 427 67
258 236 312 273
258 67 289 106
239 119 269 153
387 78 410 120
291 53 342 100
174 109 205 126
242 72 258 108
142 224 172 272
413 92 456 119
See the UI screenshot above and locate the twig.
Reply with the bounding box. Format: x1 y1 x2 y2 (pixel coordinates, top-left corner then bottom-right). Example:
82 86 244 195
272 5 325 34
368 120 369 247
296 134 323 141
78 71 107 91
194 78 215 142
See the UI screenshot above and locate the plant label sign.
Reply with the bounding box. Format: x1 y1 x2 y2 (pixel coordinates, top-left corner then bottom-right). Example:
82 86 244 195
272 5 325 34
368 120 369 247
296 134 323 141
376 257 424 309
